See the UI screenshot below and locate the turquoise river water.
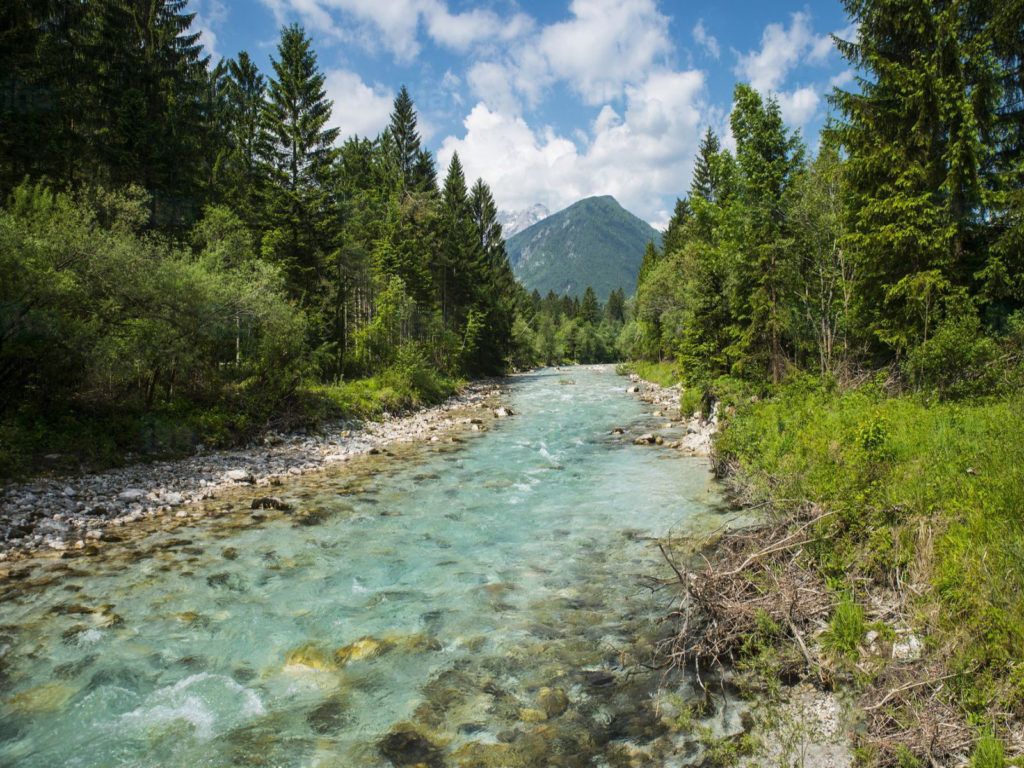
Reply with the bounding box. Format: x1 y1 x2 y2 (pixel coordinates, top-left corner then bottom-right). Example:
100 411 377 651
0 366 746 767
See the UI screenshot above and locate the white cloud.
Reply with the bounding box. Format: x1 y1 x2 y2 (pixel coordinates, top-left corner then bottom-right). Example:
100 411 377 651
735 12 820 93
776 86 819 127
324 69 394 140
692 19 720 60
537 0 673 105
439 68 706 226
258 0 528 63
829 70 856 89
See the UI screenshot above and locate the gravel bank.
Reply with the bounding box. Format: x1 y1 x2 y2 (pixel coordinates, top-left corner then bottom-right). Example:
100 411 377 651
0 380 509 561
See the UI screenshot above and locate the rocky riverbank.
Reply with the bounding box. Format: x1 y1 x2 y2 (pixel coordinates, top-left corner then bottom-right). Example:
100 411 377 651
624 373 717 456
0 380 510 561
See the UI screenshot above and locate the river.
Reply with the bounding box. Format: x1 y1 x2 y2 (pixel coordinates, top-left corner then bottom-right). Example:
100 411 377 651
0 365 746 767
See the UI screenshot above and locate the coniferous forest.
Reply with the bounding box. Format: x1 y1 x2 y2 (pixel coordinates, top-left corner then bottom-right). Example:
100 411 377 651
0 3 537 473
624 3 1024 761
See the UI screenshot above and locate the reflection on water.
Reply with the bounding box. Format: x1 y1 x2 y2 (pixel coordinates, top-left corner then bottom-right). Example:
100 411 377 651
0 366 744 767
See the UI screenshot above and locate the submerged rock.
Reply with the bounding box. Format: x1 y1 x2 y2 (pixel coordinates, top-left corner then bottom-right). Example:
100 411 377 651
285 643 338 671
537 687 569 718
379 728 443 767
633 434 656 445
250 496 291 511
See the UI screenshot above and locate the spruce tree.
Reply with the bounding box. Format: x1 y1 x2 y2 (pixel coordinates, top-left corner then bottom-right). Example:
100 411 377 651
388 85 422 192
730 83 804 382
691 128 723 203
262 23 339 299
830 0 1000 350
221 51 270 230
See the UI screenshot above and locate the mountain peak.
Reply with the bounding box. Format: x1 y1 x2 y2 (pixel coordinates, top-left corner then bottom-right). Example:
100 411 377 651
505 196 660 299
498 203 550 238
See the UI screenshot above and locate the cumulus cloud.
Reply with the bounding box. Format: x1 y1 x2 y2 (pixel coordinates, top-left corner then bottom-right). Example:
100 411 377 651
776 86 819 126
324 69 394 140
735 12 826 93
257 0 524 62
536 0 673 104
439 68 706 226
692 19 720 59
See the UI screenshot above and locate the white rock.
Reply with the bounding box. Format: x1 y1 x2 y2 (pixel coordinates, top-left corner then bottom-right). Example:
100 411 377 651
224 469 254 483
118 488 147 502
892 634 924 660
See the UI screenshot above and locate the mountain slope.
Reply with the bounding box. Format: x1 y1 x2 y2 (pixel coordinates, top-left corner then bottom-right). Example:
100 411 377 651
505 195 660 299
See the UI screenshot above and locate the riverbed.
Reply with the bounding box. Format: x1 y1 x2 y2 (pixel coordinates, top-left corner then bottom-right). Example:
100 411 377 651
0 365 747 767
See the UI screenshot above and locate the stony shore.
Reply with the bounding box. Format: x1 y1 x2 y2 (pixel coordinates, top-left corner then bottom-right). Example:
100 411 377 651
0 379 509 561
624 372 717 456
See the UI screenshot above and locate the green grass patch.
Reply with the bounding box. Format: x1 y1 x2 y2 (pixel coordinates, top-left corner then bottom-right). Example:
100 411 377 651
1 365 460 480
713 376 1024 730
618 360 682 387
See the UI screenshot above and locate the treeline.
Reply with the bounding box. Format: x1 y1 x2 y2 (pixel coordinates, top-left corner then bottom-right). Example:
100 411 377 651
515 286 628 366
633 0 1024 397
0 0 525 470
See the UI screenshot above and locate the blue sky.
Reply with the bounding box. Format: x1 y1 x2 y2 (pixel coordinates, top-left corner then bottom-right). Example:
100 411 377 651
188 0 857 227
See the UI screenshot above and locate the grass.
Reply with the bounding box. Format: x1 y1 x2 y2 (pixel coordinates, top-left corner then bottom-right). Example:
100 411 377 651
710 375 1024 758
0 365 460 480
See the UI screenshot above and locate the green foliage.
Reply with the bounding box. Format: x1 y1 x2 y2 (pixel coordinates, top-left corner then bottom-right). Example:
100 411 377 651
820 594 865 661
969 730 1005 768
714 379 1024 719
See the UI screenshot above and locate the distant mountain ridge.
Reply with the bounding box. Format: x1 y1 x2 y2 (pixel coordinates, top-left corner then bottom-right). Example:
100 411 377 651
505 195 660 299
498 203 549 238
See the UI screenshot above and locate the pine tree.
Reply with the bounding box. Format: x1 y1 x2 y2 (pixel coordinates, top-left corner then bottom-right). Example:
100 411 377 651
468 178 516 373
691 128 723 203
437 153 480 334
388 85 422 193
262 23 339 299
661 197 692 257
220 51 270 230
580 286 601 326
830 0 1000 351
730 83 804 382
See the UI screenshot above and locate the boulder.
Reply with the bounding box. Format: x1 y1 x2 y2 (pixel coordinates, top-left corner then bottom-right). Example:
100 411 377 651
224 469 254 484
633 434 656 445
493 407 515 418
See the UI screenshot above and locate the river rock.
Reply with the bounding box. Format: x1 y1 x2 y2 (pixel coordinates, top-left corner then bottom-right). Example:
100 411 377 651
224 469 255 484
626 385 640 394
379 729 442 767
250 496 291 511
633 434 656 445
118 488 147 502
537 687 569 718
493 406 514 418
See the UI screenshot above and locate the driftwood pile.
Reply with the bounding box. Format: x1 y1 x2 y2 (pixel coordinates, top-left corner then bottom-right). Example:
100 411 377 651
655 503 984 766
657 505 835 684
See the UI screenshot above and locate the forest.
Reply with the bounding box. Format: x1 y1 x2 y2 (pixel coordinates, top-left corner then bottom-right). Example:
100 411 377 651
0 0 563 474
627 1 1024 763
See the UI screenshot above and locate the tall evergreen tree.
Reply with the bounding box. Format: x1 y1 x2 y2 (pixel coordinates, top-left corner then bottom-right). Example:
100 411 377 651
830 0 1002 351
261 23 339 300
730 83 804 382
388 85 422 193
691 128 723 203
220 51 270 230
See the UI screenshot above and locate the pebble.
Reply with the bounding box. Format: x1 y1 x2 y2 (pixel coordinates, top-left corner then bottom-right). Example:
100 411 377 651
0 380 505 559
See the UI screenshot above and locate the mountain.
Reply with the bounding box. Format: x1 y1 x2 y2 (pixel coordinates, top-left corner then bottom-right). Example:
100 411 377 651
505 195 660 299
498 203 549 238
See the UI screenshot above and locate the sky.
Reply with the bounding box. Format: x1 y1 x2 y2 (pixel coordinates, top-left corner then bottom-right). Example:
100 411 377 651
187 0 857 228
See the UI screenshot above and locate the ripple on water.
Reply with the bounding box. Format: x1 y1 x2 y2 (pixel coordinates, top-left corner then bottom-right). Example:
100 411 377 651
0 366 750 767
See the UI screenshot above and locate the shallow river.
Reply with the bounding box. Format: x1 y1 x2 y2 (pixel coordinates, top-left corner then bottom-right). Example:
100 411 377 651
0 366 744 767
